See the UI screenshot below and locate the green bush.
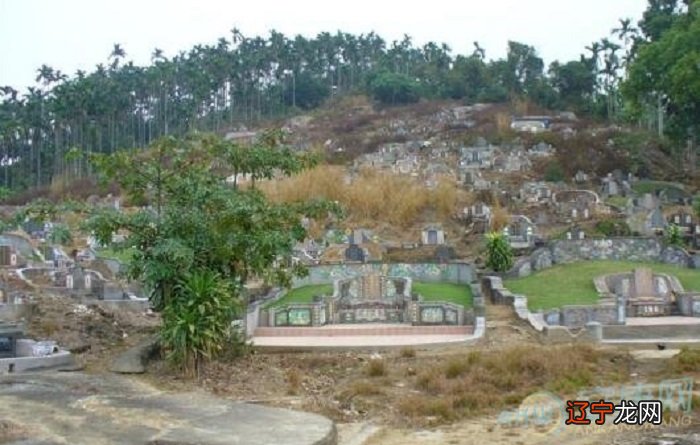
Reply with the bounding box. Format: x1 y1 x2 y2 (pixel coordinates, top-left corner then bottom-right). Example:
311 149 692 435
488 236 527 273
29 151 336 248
543 162 565 182
665 224 684 247
161 270 240 377
595 219 632 237
485 232 513 272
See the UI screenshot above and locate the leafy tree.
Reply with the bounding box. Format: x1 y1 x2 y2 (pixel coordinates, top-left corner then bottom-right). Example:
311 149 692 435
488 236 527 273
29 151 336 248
368 71 420 105
84 133 339 376
549 60 597 111
485 231 513 273
624 1 700 152
48 223 72 245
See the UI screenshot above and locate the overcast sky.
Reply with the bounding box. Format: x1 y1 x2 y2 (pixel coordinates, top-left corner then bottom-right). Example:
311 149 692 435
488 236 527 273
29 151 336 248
0 0 647 91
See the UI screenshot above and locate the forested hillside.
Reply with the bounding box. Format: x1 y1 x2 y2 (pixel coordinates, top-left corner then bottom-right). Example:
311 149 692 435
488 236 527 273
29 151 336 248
0 0 697 194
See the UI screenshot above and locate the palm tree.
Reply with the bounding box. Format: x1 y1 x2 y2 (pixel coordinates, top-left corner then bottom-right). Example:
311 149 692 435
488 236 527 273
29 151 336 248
473 41 486 60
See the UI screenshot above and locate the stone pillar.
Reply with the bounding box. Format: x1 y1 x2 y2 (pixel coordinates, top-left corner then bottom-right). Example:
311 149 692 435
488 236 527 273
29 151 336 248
585 322 603 342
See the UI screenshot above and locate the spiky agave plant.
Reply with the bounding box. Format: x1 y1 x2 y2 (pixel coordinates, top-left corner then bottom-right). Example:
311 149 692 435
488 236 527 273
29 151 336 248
485 231 513 272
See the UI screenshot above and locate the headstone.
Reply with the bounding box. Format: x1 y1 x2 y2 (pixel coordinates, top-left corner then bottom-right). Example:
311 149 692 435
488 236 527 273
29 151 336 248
632 268 655 299
0 245 11 266
344 244 365 262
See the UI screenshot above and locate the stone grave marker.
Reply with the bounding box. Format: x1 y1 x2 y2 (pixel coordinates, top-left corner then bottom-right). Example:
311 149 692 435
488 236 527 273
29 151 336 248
344 244 366 262
632 268 655 299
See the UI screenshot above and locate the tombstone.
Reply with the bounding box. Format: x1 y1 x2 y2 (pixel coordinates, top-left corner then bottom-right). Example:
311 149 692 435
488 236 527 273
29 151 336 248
344 244 366 263
641 193 657 210
574 171 589 183
0 245 11 266
571 208 578 219
422 225 445 245
648 208 668 233
66 267 85 290
632 268 655 299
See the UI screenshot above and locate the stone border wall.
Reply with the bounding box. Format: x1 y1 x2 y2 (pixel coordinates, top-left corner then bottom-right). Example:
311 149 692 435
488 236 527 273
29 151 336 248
482 275 604 343
512 238 696 279
295 262 474 286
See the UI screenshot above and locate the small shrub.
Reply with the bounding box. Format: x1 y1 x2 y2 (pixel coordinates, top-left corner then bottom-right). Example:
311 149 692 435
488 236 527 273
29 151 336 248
286 368 302 395
399 347 416 358
416 369 446 394
485 231 513 272
398 396 455 421
673 348 700 372
665 224 684 247
544 162 565 182
366 358 387 377
595 219 632 237
444 358 468 379
343 381 384 398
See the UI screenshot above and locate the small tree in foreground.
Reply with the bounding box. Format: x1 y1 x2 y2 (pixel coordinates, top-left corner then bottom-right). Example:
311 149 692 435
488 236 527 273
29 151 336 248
85 132 340 376
485 231 513 273
664 223 684 247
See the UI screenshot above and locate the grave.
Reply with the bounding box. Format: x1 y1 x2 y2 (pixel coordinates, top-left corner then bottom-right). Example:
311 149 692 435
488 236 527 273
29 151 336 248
421 224 445 245
0 322 74 372
504 215 536 249
344 244 367 263
0 245 17 267
595 268 684 317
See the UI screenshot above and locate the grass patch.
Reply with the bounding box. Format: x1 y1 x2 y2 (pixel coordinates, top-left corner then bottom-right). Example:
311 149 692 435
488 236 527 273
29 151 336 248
399 347 416 358
366 358 387 377
505 260 700 310
632 180 685 195
265 284 333 308
412 282 473 308
398 345 625 424
605 196 628 209
96 247 135 263
261 165 472 229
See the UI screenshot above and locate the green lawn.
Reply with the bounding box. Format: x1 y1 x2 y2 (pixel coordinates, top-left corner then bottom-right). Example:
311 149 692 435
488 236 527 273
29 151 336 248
505 260 700 311
265 284 334 308
96 247 136 263
265 281 474 308
412 282 473 308
631 180 685 196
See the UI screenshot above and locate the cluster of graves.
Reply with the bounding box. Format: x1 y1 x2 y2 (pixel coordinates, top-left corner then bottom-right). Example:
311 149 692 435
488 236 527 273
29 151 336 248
261 272 473 328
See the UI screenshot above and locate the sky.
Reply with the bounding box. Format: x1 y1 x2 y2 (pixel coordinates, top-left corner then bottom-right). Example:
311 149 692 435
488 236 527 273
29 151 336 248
0 0 648 91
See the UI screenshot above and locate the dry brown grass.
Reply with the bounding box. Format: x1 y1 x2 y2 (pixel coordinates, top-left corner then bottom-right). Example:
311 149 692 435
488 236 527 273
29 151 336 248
261 166 471 228
398 345 628 424
366 358 388 377
490 201 510 232
399 347 416 358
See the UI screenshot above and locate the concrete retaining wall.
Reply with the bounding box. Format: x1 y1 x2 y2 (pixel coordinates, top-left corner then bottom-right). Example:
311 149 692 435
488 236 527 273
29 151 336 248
294 262 474 287
511 238 695 279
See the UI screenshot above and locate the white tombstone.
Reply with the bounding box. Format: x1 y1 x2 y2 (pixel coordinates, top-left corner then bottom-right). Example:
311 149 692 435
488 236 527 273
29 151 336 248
675 215 681 224
583 208 590 219
566 232 572 240
572 208 578 219
9 254 17 266
84 274 92 289
66 275 74 289
578 231 585 240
